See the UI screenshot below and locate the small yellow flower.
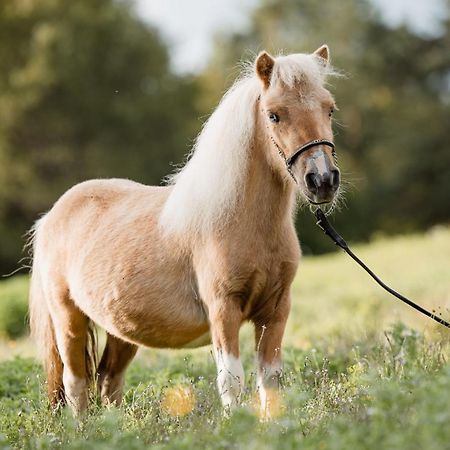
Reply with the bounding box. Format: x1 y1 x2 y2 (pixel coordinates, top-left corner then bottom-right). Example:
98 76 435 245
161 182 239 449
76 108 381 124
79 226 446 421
161 385 195 417
253 388 284 421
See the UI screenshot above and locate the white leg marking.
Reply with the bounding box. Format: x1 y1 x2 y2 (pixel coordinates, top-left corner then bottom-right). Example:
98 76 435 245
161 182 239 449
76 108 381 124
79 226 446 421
63 371 87 415
215 350 244 409
257 360 282 417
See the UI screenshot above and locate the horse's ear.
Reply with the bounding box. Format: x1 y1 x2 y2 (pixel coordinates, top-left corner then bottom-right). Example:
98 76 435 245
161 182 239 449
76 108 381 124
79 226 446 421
255 51 275 89
313 44 329 64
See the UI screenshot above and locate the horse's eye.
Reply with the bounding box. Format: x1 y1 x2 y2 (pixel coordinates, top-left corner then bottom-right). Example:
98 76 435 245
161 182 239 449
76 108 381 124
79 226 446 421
329 108 334 118
268 112 280 123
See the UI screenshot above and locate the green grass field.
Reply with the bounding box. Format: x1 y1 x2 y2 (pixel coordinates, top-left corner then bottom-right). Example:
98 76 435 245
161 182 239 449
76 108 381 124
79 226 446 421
0 226 449 449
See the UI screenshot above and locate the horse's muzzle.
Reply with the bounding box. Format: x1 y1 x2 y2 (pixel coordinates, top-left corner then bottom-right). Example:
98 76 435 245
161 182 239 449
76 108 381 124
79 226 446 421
304 167 340 204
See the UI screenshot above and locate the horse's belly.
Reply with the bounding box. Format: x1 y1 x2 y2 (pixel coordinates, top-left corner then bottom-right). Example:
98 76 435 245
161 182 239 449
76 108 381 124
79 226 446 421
70 268 210 349
89 291 209 348
180 331 211 348
114 306 210 349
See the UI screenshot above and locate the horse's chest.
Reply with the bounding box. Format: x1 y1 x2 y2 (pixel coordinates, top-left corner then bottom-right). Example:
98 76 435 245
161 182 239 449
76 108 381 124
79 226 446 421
237 260 298 320
195 236 300 318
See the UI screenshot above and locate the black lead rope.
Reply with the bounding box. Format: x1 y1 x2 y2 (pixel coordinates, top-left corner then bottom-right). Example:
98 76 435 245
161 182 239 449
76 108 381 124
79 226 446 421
314 208 450 329
270 133 449 329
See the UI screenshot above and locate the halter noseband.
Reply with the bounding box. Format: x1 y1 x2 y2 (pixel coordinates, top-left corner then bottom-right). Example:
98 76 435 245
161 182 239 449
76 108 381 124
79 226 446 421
271 137 336 183
286 139 335 169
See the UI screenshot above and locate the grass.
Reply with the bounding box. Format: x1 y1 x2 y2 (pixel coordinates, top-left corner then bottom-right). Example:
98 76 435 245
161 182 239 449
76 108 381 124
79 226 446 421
0 225 449 449
0 276 28 339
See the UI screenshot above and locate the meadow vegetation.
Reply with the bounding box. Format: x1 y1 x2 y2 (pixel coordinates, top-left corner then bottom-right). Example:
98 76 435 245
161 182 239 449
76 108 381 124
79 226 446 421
0 226 449 449
1 0 448 448
0 227 450 450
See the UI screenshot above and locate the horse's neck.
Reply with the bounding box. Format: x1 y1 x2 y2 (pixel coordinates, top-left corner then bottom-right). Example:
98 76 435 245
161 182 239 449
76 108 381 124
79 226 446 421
237 121 297 233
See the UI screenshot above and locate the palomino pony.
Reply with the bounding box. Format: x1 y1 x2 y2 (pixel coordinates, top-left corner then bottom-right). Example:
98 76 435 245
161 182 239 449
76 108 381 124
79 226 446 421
29 45 340 415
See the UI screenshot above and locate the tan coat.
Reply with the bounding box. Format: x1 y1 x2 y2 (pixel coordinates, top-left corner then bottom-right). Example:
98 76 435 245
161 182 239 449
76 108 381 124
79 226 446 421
29 46 339 417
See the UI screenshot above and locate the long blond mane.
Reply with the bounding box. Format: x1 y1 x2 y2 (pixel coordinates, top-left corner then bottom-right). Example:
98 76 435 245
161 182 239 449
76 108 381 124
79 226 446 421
159 52 335 235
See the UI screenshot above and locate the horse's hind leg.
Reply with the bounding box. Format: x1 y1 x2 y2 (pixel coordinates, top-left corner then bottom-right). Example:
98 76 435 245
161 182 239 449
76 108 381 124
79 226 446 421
47 286 91 415
97 333 138 405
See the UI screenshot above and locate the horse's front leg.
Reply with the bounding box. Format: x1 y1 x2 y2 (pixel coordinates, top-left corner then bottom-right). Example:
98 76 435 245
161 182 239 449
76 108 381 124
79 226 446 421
208 298 244 411
253 293 290 418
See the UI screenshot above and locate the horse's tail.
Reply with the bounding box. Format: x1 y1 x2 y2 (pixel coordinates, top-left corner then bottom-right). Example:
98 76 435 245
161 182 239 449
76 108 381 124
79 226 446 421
28 217 65 406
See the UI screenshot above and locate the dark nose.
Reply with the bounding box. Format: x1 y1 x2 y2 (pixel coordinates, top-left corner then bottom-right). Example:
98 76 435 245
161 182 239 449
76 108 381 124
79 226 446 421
304 169 340 202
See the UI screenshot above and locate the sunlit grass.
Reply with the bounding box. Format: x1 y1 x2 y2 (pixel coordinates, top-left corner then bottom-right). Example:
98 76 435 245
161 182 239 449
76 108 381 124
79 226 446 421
0 226 449 448
288 225 450 345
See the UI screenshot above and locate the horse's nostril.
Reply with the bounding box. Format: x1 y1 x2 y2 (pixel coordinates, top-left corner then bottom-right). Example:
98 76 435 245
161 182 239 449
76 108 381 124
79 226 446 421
331 169 340 190
305 169 339 200
322 172 331 186
305 172 318 192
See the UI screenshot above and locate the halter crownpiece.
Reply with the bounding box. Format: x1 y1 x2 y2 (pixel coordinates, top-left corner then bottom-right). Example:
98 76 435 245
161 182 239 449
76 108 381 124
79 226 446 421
286 139 335 169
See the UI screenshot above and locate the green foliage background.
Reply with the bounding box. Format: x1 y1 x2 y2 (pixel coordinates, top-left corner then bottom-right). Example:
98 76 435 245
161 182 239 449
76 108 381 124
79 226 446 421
0 0 449 272
0 0 200 272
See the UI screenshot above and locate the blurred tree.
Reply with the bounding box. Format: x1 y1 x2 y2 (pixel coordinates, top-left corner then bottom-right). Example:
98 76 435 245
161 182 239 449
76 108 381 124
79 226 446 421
1 0 449 271
0 0 199 272
198 0 450 253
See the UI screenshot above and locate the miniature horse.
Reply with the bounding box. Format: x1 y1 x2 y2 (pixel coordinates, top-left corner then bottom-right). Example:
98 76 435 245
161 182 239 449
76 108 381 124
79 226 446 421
29 45 340 416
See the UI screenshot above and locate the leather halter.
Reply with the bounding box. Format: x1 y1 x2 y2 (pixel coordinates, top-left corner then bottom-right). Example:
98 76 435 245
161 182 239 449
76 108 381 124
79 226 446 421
257 96 336 181
286 139 335 169
271 136 336 183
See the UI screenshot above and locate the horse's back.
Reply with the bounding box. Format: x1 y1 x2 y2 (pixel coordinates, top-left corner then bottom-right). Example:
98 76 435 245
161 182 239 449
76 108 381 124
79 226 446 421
36 178 169 268
50 178 166 219
32 178 164 287
44 177 165 228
